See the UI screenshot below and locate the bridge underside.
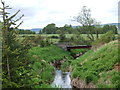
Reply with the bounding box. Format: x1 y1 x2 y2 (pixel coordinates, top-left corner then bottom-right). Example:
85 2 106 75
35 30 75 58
66 45 92 51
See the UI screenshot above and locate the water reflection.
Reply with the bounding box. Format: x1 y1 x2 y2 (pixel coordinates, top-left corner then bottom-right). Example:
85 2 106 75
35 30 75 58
51 70 72 88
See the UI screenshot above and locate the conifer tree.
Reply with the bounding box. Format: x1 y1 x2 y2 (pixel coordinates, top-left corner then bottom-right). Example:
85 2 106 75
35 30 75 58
0 0 30 87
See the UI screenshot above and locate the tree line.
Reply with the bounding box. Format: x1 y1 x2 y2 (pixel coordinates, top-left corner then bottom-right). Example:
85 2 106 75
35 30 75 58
17 29 36 34
40 23 117 35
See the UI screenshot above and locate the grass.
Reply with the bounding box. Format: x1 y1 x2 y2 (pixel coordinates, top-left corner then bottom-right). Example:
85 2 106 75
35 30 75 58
28 45 73 62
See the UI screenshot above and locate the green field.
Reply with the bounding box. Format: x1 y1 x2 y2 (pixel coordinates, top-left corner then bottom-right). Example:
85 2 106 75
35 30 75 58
18 34 118 38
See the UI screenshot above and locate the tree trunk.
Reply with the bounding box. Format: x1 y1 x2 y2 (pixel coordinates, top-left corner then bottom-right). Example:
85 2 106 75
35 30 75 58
6 55 11 80
96 30 99 39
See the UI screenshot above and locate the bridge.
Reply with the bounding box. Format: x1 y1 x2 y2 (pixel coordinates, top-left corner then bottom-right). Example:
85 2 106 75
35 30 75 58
66 45 92 51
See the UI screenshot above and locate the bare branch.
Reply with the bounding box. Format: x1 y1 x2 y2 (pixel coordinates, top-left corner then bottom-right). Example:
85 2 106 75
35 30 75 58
1 0 5 6
5 7 12 9
14 14 24 22
16 21 23 28
8 10 20 21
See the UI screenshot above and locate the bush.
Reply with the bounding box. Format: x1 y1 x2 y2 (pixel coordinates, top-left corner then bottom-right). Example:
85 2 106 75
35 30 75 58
51 35 59 39
70 34 91 45
59 33 66 42
92 31 115 50
24 35 52 47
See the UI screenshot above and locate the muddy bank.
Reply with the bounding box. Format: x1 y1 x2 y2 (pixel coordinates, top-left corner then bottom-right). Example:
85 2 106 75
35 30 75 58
49 56 67 69
72 77 96 88
72 52 86 59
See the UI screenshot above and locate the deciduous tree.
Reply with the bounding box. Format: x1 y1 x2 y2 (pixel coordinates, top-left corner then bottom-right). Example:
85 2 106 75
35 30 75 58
74 6 97 41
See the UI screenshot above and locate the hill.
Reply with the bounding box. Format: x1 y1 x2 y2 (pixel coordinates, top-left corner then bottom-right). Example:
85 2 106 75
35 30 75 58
103 23 118 27
31 28 42 33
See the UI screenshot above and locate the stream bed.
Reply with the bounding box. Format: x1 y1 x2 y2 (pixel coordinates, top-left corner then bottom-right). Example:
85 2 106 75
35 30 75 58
51 70 72 88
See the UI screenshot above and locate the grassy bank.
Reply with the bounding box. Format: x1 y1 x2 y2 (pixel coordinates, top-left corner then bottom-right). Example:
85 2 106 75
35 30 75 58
70 40 119 88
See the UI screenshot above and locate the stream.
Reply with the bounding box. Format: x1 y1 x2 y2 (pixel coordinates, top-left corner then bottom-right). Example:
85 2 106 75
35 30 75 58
51 69 72 88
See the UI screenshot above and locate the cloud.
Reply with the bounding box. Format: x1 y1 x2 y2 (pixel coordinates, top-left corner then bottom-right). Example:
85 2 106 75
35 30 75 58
1 0 119 29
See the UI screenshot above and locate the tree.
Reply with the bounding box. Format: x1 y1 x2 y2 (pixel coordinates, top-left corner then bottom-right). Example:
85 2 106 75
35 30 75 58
102 24 117 34
42 23 57 34
17 29 35 34
94 22 101 39
59 32 66 42
74 6 97 41
0 0 30 87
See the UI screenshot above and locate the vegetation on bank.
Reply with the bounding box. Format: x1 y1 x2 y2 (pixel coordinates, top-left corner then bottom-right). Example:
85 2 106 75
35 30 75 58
70 48 90 56
62 40 119 88
28 45 73 63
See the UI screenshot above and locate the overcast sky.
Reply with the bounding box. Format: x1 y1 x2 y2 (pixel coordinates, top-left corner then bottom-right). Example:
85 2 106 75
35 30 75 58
0 0 119 29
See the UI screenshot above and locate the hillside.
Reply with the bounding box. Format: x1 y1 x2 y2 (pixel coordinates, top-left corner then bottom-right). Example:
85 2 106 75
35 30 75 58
67 40 119 88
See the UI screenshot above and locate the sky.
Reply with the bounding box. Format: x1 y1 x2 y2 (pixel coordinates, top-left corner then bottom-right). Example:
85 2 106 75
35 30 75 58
0 0 119 29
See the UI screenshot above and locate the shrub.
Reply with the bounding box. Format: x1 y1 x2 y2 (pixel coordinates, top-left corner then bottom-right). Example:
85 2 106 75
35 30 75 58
51 35 59 39
70 34 91 45
92 31 115 50
59 33 66 42
24 35 52 47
